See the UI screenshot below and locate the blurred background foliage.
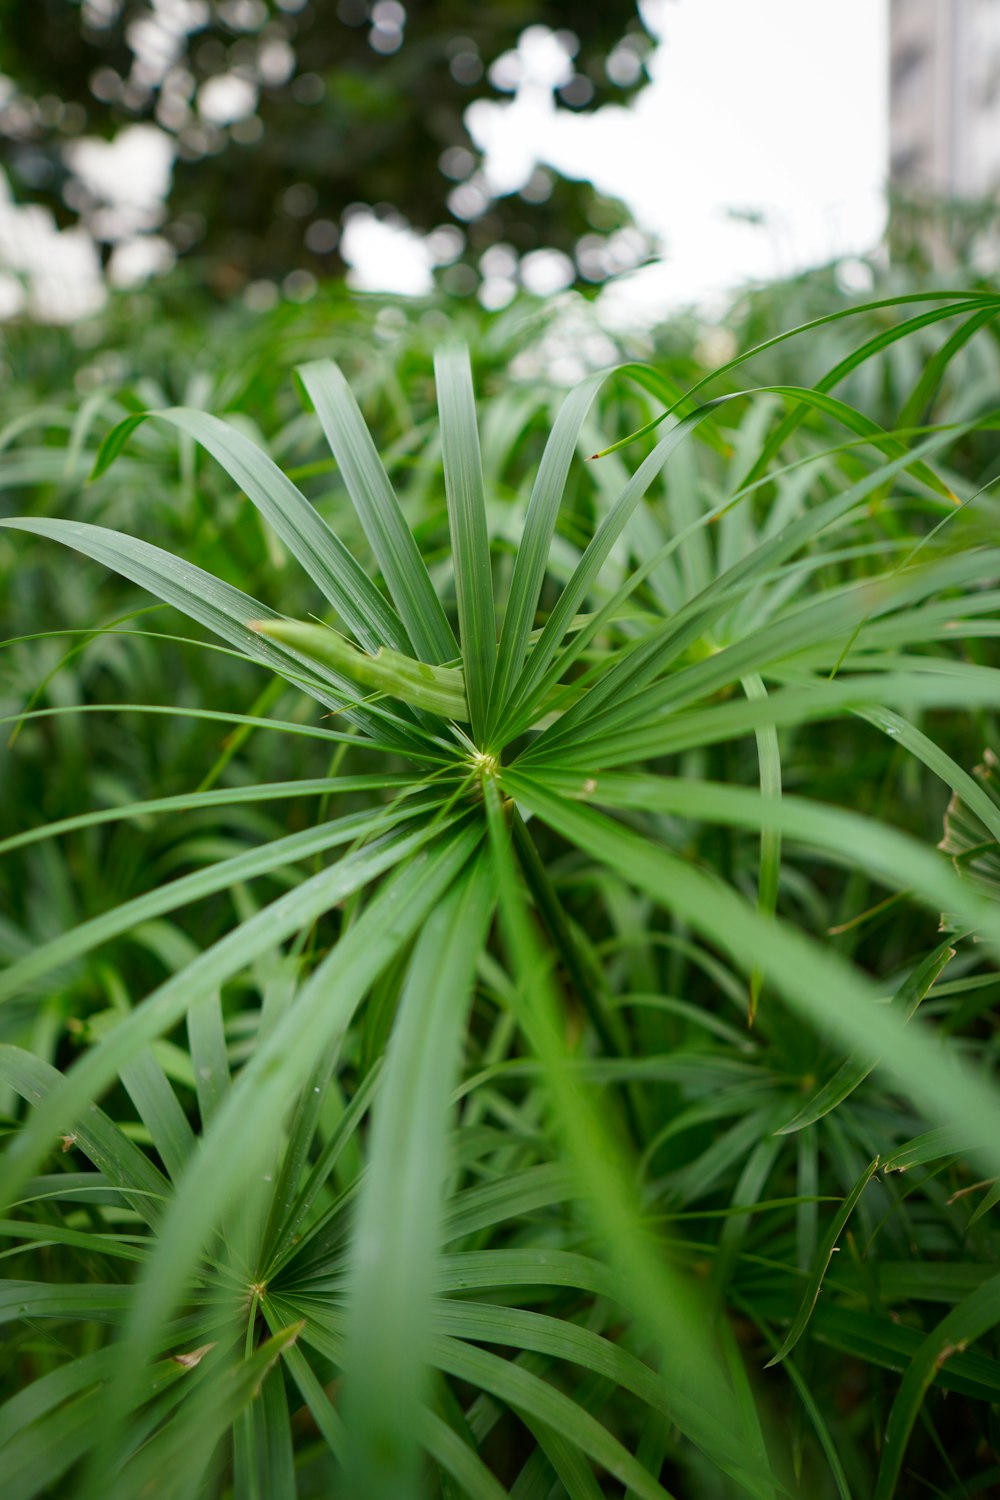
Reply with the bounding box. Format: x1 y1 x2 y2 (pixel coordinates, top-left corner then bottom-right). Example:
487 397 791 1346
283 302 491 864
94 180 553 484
0 0 652 292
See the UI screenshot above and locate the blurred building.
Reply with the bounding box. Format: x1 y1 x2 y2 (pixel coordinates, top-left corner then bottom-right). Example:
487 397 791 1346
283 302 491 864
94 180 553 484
890 0 1000 196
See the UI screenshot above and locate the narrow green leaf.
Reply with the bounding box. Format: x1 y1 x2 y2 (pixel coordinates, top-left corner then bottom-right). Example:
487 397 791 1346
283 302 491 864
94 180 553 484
417 1408 509 1500
0 800 423 1007
273 1308 510 1500
0 775 414 860
264 1061 382 1275
297 359 458 662
526 1418 605 1500
187 991 231 1128
443 1164 576 1244
779 942 955 1134
342 854 496 1500
489 373 605 728
874 1272 1000 1500
0 1219 147 1264
92 407 407 652
743 673 781 1025
0 819 452 1212
595 291 1000 456
735 1297 855 1500
734 302 991 494
521 424 970 758
234 1364 296 1500
435 1296 770 1479
483 781 782 1499
882 1126 974 1174
531 670 1000 773
118 1049 196 1182
897 305 1000 429
0 1048 170 1228
0 515 422 748
503 400 733 732
765 1157 880 1367
810 1303 1000 1399
431 1335 680 1500
98 827 483 1474
253 619 468 720
108 1324 305 1500
504 778 1000 1182
435 345 496 740
0 1279 133 1324
2 1352 188 1500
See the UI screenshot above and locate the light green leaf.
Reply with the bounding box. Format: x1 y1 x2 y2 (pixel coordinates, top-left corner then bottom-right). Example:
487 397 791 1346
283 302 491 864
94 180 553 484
92 406 407 652
253 618 468 721
342 854 496 1500
297 359 457 663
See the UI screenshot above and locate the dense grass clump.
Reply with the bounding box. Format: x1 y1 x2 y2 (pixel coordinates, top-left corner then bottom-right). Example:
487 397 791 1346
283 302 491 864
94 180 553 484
2 282 1000 1498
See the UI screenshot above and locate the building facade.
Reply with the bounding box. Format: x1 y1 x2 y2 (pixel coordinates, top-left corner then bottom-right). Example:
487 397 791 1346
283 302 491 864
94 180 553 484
890 0 1000 197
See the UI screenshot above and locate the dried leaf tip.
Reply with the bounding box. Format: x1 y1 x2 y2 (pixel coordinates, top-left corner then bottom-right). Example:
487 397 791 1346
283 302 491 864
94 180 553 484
172 1342 216 1369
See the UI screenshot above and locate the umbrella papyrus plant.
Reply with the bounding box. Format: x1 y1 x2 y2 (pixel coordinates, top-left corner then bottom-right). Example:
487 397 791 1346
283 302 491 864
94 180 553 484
4 298 1000 1499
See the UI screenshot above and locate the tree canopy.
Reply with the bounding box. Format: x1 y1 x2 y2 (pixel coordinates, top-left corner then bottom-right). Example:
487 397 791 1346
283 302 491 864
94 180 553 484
0 0 654 294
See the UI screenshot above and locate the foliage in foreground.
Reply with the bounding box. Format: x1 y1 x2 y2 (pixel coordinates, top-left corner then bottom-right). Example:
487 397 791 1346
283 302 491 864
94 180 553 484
3 285 1000 1497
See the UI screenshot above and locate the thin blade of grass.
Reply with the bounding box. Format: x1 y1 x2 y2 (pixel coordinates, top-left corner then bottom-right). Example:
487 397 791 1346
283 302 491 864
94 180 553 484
897 305 1000 430
527 670 1000 773
0 1048 169 1229
734 305 996 494
94 826 483 1480
0 800 425 1007
233 1364 296 1500
431 1335 680 1500
501 400 733 733
0 775 411 860
118 1050 196 1182
264 1059 382 1276
731 384 958 503
520 423 969 757
106 1325 305 1500
186 991 230 1129
593 291 1000 457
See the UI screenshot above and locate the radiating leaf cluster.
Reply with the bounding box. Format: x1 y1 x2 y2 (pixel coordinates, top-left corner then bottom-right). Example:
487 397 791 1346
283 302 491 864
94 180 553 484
3 284 1000 1498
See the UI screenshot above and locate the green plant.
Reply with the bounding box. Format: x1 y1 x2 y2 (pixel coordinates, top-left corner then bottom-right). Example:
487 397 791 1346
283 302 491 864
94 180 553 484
3 291 1000 1498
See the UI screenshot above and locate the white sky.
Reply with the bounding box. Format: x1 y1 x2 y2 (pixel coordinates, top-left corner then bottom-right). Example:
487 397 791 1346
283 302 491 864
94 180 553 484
350 0 889 317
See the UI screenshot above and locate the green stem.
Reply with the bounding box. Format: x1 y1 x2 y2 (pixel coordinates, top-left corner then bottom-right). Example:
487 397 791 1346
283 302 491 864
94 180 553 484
510 809 645 1146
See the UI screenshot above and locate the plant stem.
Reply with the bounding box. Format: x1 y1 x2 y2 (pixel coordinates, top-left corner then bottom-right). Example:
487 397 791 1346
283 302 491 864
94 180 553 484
510 808 645 1146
